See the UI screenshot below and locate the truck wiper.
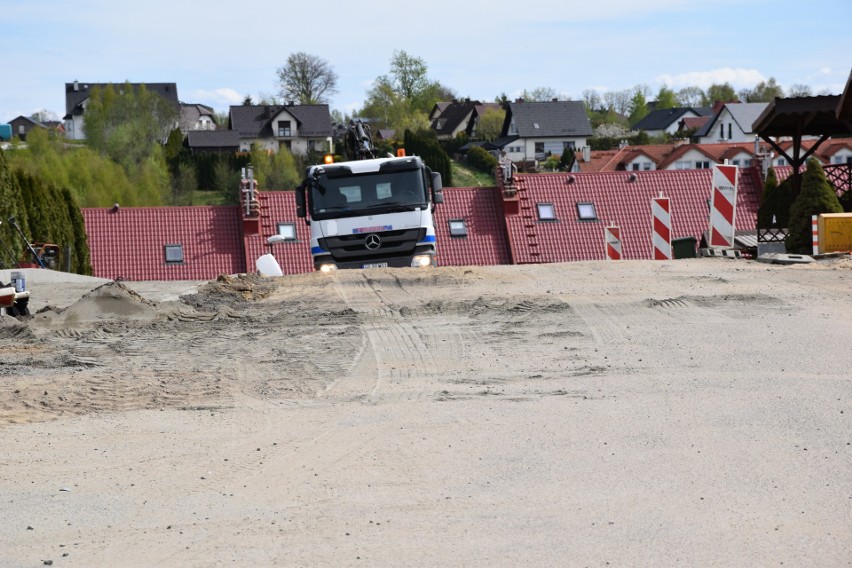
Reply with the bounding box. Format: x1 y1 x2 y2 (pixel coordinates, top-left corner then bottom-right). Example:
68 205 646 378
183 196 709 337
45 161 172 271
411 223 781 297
364 202 419 210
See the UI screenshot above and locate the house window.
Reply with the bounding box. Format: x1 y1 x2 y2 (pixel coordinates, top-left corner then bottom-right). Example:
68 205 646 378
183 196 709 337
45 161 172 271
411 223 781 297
563 141 575 150
533 122 540 129
277 223 296 240
728 123 732 139
164 244 184 264
535 142 544 153
675 161 691 170
576 202 597 221
537 203 557 221
695 161 711 169
448 219 468 238
277 120 292 137
642 162 652 171
631 163 641 171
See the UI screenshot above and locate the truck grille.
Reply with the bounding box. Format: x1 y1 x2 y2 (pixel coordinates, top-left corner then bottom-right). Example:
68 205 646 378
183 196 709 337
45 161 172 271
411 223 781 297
319 228 425 263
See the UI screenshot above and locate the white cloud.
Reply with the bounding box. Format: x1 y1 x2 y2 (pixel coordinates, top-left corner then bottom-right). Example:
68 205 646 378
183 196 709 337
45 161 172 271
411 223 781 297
192 88 244 106
656 68 767 89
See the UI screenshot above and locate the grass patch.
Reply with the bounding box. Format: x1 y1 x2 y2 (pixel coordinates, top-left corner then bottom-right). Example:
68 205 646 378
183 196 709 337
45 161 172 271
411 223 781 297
451 160 495 188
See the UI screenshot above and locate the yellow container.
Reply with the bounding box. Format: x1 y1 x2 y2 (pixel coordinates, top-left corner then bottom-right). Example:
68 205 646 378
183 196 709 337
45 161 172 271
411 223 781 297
818 213 852 253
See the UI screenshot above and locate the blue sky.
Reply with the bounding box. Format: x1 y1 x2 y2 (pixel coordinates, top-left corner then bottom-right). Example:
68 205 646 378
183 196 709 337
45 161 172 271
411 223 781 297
1 0 850 123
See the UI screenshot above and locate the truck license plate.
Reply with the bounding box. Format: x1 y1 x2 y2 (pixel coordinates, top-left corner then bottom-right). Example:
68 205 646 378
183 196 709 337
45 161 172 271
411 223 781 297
362 262 388 269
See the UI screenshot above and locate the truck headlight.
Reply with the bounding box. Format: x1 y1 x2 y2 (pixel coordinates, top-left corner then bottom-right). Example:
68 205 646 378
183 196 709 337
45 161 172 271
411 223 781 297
411 255 433 268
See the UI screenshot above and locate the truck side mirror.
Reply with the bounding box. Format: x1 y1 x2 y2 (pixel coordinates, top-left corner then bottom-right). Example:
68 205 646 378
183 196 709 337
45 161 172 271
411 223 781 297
295 182 306 218
431 171 444 204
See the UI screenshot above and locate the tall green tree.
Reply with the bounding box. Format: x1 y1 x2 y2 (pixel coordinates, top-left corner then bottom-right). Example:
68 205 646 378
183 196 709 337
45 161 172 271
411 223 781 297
83 82 177 169
786 158 843 253
677 86 705 107
276 52 338 105
655 86 678 109
628 90 649 125
739 77 784 103
0 149 30 265
389 50 430 102
704 83 739 105
476 107 506 141
404 129 452 187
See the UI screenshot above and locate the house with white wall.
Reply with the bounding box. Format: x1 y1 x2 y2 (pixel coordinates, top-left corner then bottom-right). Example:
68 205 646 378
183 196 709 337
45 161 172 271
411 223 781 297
497 100 592 163
695 102 768 144
228 104 332 156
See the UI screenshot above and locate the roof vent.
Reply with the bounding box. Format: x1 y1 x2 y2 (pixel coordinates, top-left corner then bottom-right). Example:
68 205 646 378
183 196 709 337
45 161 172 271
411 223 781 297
566 175 576 184
628 173 638 182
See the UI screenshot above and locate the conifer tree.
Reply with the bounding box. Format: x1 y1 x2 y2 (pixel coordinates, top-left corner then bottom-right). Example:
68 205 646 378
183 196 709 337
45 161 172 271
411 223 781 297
786 159 843 253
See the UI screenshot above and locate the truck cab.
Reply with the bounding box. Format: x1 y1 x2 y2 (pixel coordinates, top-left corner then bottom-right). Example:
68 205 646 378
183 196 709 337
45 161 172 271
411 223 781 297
296 155 443 271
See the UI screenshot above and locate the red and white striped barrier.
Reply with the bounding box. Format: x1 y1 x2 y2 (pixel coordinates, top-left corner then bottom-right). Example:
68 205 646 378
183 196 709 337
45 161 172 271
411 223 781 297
651 195 672 260
812 215 819 255
709 164 739 248
604 224 622 260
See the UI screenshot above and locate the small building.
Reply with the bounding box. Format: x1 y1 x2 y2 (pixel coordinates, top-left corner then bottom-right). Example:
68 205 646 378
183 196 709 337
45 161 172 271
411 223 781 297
8 116 45 141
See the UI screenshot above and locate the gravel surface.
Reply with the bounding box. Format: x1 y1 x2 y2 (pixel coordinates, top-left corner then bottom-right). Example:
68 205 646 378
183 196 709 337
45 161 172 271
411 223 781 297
1 259 850 567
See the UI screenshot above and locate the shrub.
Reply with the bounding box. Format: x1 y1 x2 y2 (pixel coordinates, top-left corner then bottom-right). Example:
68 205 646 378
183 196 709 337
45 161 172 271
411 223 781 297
466 146 497 174
785 159 843 253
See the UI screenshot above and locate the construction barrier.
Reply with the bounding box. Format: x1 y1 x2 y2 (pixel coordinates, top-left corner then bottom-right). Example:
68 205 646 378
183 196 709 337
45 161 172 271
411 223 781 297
651 195 672 260
709 164 739 248
812 215 819 255
604 225 622 260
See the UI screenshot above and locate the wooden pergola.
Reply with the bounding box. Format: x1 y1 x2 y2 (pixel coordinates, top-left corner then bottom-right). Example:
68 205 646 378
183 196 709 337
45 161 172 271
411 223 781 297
752 70 852 240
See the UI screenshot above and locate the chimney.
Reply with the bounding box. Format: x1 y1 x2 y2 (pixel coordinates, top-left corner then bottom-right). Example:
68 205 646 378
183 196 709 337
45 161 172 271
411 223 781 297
73 80 79 92
582 146 591 163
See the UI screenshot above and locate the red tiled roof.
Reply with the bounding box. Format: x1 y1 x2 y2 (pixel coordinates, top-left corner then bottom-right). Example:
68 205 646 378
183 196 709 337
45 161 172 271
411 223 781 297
775 137 852 163
503 169 761 262
433 187 512 266
681 116 710 130
82 206 245 280
242 192 314 275
581 142 759 172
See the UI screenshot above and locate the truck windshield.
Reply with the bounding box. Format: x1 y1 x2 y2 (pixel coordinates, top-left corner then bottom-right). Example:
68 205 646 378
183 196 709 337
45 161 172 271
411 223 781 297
309 169 426 220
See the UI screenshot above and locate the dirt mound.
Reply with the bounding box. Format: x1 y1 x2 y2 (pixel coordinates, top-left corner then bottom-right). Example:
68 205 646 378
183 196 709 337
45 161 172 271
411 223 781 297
181 273 279 310
29 280 160 328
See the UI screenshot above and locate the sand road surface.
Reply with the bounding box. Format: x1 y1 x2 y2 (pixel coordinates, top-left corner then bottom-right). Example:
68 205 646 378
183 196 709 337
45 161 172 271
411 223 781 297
1 259 850 567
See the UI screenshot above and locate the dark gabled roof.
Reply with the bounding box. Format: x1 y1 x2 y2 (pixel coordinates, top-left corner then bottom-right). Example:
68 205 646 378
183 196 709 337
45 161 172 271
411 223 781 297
229 104 332 138
503 101 592 138
64 82 179 118
488 135 520 149
431 101 478 136
632 107 704 131
186 130 240 148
